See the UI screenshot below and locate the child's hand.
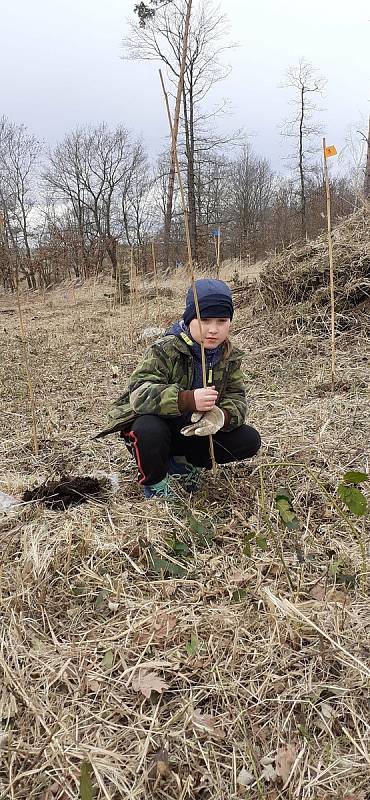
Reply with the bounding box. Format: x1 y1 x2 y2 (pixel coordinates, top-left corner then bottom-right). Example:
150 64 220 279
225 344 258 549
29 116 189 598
194 386 218 411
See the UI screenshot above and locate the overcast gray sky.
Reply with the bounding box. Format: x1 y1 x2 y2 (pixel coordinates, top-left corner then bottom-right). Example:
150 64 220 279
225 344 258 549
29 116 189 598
1 0 369 171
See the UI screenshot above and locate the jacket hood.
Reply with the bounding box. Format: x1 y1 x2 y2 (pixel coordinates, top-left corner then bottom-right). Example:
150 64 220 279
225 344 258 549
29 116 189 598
165 319 188 339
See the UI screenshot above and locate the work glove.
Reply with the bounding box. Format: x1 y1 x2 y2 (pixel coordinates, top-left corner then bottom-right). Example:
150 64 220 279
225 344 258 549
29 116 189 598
181 407 225 437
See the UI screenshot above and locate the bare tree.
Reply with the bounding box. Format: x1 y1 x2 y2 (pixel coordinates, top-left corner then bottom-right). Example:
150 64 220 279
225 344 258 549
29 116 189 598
0 116 41 289
281 58 326 240
362 116 370 200
121 152 155 249
228 145 274 258
124 0 234 266
43 124 145 277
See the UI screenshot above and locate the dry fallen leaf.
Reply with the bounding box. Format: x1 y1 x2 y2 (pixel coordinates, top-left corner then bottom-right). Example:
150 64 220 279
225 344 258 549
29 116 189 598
275 743 297 784
139 612 178 644
261 763 277 782
260 755 274 766
87 679 101 693
0 729 9 750
155 612 177 633
309 584 348 605
131 669 169 699
148 748 171 781
327 588 348 604
320 702 334 720
343 794 366 800
161 580 177 598
309 583 326 601
229 568 247 584
191 710 225 740
0 688 17 719
237 767 254 787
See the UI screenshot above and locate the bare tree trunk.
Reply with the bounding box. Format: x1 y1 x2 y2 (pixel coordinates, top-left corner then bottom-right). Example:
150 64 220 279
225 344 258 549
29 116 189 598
160 1 192 271
364 116 370 201
106 236 118 278
183 81 197 260
299 85 307 239
163 159 176 271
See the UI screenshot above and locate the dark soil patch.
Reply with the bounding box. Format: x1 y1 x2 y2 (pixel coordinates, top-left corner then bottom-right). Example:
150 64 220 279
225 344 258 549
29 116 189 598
313 379 351 397
22 475 105 510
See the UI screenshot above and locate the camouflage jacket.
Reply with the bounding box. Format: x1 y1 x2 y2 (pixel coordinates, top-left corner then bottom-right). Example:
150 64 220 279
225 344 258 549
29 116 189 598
98 334 247 437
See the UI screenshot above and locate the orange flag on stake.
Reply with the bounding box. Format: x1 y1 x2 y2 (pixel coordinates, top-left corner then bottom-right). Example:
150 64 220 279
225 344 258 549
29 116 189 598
324 145 337 158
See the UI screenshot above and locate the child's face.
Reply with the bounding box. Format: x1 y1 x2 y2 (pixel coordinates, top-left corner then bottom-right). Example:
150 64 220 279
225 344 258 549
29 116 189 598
189 317 231 348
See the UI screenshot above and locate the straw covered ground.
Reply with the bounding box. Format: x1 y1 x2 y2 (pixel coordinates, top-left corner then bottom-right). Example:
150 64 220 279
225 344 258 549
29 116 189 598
0 233 369 800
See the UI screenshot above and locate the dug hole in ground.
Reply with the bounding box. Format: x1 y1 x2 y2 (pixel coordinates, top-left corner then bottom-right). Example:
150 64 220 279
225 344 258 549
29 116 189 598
0 207 369 800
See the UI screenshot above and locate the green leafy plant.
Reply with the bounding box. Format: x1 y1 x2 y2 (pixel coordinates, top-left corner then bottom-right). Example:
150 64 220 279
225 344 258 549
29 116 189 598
147 545 188 578
337 471 368 516
187 515 214 547
185 633 198 656
275 491 300 529
243 531 267 557
95 588 109 610
101 649 114 670
256 535 268 551
328 559 357 588
231 588 248 603
165 535 191 557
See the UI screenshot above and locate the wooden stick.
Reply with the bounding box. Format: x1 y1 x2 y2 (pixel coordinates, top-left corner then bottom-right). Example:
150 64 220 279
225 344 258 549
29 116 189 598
151 241 159 314
15 266 39 456
216 228 221 278
160 57 217 474
115 261 120 306
322 137 336 391
129 244 135 345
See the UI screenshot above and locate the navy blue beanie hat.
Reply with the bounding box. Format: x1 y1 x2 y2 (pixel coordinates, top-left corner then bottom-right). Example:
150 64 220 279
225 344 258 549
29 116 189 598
183 278 234 326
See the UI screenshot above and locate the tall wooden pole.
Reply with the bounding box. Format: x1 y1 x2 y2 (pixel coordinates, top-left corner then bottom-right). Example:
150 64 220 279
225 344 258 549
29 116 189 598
322 137 336 392
129 244 136 345
216 228 221 278
151 242 159 304
159 17 217 473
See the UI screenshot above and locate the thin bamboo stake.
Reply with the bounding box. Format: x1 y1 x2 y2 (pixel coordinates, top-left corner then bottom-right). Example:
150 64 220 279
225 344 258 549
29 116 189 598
110 261 115 310
15 266 39 456
129 244 136 345
160 57 217 474
323 137 336 391
115 262 120 307
216 227 221 278
151 242 160 314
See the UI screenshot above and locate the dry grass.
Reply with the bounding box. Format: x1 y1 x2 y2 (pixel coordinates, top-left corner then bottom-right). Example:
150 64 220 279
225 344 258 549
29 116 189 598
256 205 370 334
0 253 369 800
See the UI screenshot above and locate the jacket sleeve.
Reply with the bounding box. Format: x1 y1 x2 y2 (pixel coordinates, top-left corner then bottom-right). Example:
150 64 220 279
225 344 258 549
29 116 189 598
218 358 248 431
128 343 183 417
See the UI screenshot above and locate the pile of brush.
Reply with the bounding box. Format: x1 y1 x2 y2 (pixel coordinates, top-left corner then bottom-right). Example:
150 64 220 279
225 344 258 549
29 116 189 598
255 205 370 331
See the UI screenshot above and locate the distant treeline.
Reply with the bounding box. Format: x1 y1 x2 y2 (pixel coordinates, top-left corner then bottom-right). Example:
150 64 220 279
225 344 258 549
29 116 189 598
0 116 362 292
